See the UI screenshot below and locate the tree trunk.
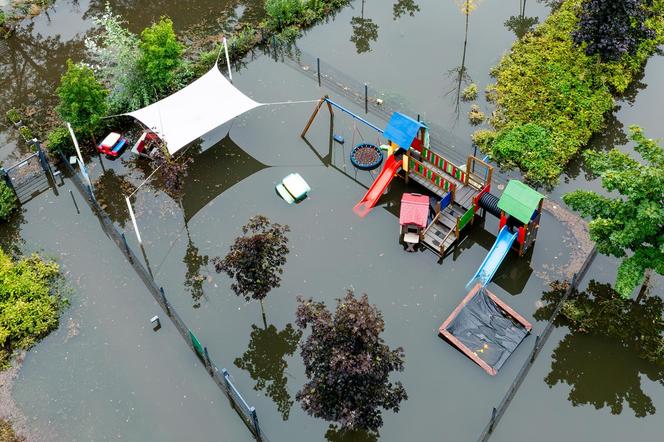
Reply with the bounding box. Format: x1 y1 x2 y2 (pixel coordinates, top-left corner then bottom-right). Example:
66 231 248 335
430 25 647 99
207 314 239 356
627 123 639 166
636 268 652 302
260 299 267 329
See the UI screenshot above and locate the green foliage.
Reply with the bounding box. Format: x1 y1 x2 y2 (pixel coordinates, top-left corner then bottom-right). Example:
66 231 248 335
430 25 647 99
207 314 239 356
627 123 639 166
45 126 73 155
0 419 23 442
563 126 664 297
85 5 151 113
461 83 478 101
17 126 33 141
0 182 17 222
0 11 6 29
265 0 305 28
0 249 65 367
56 60 108 138
5 109 21 125
467 104 485 125
481 0 664 185
489 123 557 181
138 17 183 95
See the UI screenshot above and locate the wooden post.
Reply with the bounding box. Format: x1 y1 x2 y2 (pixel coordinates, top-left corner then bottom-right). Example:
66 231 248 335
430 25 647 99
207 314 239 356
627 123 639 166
301 96 327 138
317 57 321 87
465 156 472 185
451 184 456 203
486 165 493 187
455 217 460 239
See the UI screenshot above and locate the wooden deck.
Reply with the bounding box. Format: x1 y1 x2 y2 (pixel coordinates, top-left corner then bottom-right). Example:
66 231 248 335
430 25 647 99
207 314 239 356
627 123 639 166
408 170 479 210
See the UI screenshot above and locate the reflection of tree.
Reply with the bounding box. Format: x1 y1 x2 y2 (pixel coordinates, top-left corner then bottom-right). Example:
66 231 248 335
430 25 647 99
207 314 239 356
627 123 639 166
234 323 302 420
325 426 379 442
0 208 25 255
504 0 538 39
393 0 420 20
350 0 379 54
183 230 209 309
93 169 136 228
536 281 664 417
446 1 478 121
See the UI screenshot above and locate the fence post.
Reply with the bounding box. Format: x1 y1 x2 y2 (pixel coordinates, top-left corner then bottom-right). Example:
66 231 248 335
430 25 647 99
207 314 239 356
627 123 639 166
317 57 321 87
364 83 368 114
250 407 261 439
222 368 231 390
120 233 133 263
204 346 211 369
160 287 171 316
489 407 497 433
69 190 80 214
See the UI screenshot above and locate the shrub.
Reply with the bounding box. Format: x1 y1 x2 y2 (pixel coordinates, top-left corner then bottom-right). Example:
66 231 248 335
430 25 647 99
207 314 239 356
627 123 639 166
491 123 558 182
461 83 478 101
0 11 5 29
56 60 108 140
5 109 21 125
138 17 183 95
46 126 74 155
572 0 655 62
265 0 304 29
482 0 664 185
468 104 485 125
0 181 17 221
17 126 33 141
0 249 65 367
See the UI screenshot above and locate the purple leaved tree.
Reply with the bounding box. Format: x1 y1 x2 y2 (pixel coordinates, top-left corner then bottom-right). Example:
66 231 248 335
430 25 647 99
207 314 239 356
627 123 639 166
295 290 407 434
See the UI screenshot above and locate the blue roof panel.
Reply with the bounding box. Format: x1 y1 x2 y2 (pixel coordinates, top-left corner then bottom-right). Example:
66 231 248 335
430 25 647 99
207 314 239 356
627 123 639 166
383 112 426 149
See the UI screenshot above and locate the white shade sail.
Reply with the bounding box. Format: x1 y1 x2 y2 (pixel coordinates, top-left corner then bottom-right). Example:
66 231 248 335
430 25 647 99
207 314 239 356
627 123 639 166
126 65 260 155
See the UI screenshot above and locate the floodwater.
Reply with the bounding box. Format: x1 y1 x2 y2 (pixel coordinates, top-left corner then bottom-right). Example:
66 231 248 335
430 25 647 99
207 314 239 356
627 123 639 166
1 0 662 441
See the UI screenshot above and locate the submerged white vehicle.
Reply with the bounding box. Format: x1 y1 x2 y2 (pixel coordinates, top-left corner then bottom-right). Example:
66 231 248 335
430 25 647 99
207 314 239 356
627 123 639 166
276 173 311 204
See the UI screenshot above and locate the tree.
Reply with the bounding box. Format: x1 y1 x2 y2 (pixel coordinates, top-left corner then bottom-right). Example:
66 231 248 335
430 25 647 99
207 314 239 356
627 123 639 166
234 323 302 420
572 0 655 62
213 215 290 312
295 290 407 433
563 126 664 297
138 17 183 96
56 60 108 142
0 181 17 222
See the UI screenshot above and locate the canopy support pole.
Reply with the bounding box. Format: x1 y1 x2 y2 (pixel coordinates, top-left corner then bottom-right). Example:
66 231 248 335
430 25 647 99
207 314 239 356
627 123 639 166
223 37 232 81
126 196 143 245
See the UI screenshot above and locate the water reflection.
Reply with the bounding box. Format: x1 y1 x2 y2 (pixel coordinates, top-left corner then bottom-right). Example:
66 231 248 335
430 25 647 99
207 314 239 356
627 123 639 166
183 228 209 309
350 0 379 54
536 281 664 417
234 323 302 420
392 0 420 20
0 208 25 254
93 168 136 228
445 0 477 122
504 0 538 39
325 426 379 442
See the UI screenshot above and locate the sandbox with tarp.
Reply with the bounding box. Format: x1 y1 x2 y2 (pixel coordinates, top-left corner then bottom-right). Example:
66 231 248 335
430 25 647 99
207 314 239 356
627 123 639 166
439 283 532 376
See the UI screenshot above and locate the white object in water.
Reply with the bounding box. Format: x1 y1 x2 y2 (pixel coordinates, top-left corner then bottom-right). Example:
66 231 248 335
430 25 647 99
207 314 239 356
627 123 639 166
276 173 311 204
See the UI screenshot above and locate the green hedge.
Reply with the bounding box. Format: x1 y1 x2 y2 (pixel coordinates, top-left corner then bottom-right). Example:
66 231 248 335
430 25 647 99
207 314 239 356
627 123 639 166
476 0 664 185
0 249 66 367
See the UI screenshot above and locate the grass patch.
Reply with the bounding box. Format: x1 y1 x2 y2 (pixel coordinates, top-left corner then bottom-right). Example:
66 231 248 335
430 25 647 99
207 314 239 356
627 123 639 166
476 0 664 186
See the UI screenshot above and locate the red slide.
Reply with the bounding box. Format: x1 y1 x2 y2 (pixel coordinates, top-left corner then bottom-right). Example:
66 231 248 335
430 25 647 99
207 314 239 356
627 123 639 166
353 155 403 218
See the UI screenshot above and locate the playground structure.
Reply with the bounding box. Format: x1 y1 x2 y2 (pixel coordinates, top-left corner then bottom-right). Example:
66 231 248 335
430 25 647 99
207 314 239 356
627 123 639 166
399 193 429 251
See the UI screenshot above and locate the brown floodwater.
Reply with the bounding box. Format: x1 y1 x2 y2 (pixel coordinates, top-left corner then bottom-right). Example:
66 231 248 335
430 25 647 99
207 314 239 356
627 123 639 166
1 0 662 441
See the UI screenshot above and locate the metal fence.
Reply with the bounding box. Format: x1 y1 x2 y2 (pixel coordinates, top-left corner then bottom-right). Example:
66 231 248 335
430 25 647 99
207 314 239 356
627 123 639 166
2 145 52 204
477 246 597 441
60 153 268 442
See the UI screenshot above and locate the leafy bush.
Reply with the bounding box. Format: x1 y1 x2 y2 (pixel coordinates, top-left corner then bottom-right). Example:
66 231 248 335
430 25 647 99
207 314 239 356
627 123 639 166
138 17 183 95
491 123 558 181
56 60 108 139
468 104 485 125
0 249 65 367
0 419 23 442
461 83 478 101
17 126 33 141
0 11 5 28
5 109 21 125
0 181 17 221
265 0 305 29
46 126 74 155
478 0 664 185
572 0 655 61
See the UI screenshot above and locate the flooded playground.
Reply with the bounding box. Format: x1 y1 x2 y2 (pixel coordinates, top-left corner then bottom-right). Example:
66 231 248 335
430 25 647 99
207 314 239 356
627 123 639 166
1 0 663 441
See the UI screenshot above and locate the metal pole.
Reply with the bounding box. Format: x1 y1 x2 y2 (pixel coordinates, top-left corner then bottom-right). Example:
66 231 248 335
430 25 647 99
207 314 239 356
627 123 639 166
126 196 143 245
160 287 171 316
489 407 497 433
204 346 211 368
121 232 132 257
317 57 321 87
531 335 540 362
364 83 368 114
222 36 233 81
69 190 80 214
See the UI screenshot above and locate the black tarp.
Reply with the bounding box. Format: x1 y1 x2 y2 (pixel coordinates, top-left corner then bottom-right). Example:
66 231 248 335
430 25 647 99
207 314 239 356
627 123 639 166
446 289 528 372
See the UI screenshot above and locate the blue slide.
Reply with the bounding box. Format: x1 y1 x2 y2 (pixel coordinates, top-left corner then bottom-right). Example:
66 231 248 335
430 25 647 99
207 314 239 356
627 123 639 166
467 226 518 288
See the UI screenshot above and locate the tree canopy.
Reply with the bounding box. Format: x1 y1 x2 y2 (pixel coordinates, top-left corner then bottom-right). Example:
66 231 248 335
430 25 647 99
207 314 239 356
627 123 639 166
0 181 17 222
563 126 664 297
214 215 290 302
138 17 183 95
56 60 108 138
295 290 407 433
572 0 655 61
